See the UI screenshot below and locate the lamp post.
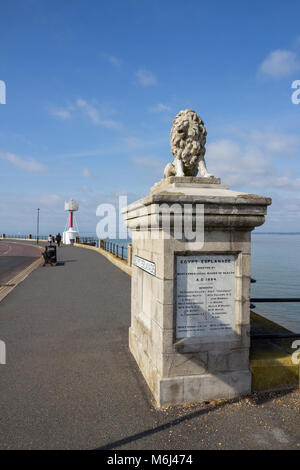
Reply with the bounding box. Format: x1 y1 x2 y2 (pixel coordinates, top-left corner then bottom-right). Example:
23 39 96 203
36 208 40 245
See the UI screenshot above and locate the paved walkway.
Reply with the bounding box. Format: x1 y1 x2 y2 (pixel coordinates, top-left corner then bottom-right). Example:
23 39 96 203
0 245 299 450
0 241 40 285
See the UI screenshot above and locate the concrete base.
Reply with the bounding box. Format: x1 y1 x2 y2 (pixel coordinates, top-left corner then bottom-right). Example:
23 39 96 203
129 326 251 407
63 229 78 245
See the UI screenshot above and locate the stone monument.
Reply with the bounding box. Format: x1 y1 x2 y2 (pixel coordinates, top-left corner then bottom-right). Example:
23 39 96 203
123 109 271 407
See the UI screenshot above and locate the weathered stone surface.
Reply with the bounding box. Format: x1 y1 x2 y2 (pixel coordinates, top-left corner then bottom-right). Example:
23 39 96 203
124 167 270 407
159 377 184 406
151 176 223 194
207 348 250 372
162 352 208 377
183 370 251 404
164 110 213 179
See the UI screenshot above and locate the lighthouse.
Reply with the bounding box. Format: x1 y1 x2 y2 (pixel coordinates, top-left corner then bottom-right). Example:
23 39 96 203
63 199 79 245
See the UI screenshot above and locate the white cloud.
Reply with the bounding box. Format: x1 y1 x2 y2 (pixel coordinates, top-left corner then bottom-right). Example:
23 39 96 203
49 99 121 129
136 68 157 86
149 103 171 113
265 195 300 229
76 99 121 129
0 152 47 173
206 139 265 186
250 131 300 156
103 54 121 67
206 137 300 190
82 167 93 178
258 49 300 78
48 107 72 120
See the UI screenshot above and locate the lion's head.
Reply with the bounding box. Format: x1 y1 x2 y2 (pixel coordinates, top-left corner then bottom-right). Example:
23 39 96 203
170 109 207 171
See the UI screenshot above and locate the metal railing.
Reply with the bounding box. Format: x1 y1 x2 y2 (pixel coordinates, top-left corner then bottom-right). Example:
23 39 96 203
77 237 129 261
102 240 128 261
78 237 97 246
2 234 48 240
250 278 300 339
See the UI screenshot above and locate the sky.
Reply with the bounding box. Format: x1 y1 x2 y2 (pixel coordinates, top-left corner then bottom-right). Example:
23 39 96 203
1 0 300 235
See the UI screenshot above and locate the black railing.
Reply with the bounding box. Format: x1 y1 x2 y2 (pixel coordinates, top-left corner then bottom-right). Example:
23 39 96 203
103 240 128 261
250 276 300 338
75 237 128 260
2 234 48 240
78 237 97 246
251 298 300 303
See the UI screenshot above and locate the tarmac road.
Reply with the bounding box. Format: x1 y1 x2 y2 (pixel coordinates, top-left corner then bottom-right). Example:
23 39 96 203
0 244 299 450
0 241 41 286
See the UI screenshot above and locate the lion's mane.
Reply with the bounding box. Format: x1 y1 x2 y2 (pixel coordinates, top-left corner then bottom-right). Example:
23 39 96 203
170 109 207 172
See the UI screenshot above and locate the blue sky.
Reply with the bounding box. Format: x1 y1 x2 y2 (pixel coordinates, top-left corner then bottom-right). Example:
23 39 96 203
1 0 300 234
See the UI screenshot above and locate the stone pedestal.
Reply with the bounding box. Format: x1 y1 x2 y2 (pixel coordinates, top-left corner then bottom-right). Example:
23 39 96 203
123 177 271 407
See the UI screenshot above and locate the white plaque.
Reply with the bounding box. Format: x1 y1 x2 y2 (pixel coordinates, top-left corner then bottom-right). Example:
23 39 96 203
176 254 235 338
135 255 156 276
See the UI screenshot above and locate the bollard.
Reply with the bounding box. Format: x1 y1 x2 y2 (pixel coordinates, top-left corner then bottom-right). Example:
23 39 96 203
127 243 132 266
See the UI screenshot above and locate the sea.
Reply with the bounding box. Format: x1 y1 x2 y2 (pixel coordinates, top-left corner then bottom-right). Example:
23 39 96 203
251 233 300 333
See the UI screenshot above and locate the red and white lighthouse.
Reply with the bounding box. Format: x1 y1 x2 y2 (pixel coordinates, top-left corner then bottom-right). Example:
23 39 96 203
63 199 79 245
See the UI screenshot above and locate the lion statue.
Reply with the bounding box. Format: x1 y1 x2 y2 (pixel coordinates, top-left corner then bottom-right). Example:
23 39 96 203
164 109 213 178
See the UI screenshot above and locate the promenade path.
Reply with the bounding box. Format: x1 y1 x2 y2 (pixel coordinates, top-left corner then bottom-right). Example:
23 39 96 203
0 241 41 286
0 244 299 450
